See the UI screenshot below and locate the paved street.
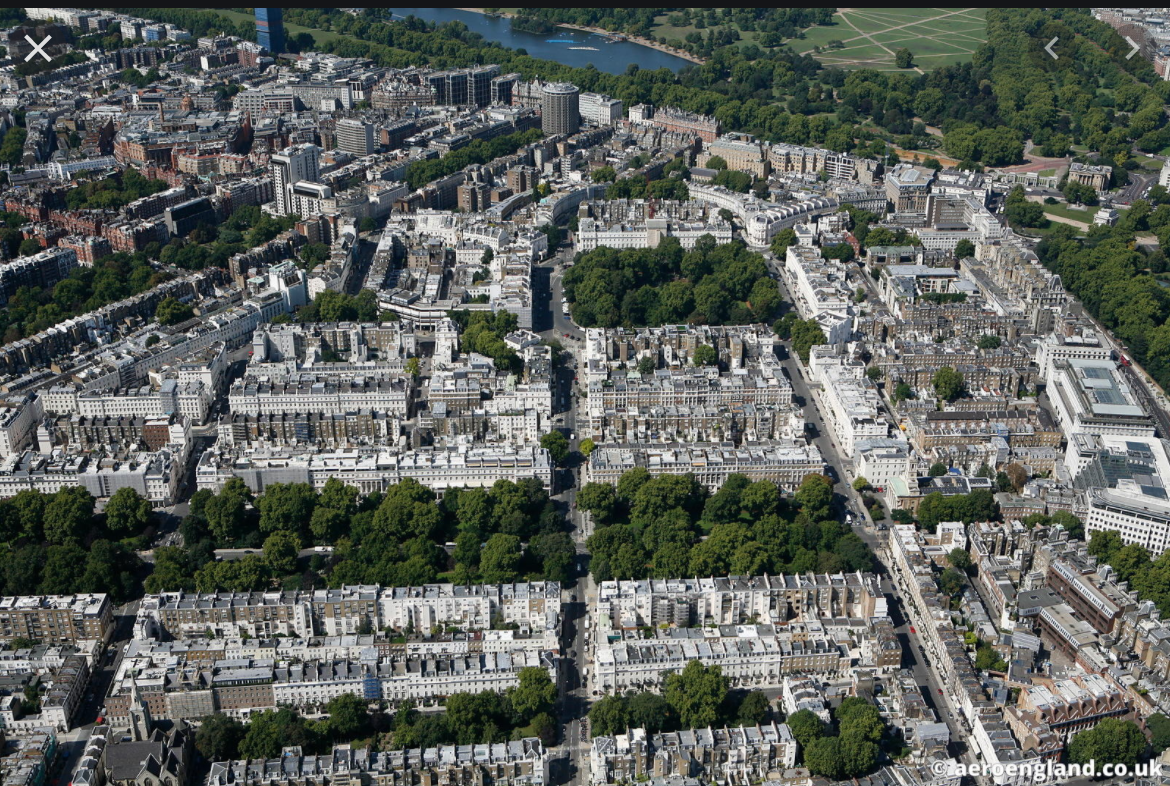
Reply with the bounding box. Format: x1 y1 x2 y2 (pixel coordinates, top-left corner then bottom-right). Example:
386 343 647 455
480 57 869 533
524 241 978 778
1117 170 1154 205
763 251 977 765
532 244 594 783
56 599 140 786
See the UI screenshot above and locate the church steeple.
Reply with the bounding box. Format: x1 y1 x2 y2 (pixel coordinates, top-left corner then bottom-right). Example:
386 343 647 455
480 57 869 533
127 678 153 741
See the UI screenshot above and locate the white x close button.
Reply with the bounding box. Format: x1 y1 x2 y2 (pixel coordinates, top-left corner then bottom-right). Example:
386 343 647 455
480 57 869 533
24 35 52 63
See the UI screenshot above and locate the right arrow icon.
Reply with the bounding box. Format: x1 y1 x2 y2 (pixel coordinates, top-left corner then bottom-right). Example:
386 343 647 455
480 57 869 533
1126 36 1141 59
1045 37 1059 60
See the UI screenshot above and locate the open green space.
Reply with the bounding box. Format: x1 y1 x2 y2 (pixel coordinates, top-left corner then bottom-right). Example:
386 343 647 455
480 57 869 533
790 8 987 70
1128 153 1165 171
650 14 769 52
194 8 346 46
1041 201 1095 222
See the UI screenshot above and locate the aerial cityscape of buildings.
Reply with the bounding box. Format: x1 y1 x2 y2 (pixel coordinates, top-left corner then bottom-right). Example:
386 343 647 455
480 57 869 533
0 6 1168 786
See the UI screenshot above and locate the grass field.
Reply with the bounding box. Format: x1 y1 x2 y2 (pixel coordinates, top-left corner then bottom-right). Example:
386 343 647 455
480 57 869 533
1128 154 1165 172
194 8 347 47
1041 202 1094 222
650 14 768 53
790 8 987 71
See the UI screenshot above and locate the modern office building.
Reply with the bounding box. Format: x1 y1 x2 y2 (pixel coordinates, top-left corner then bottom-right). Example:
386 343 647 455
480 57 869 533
163 197 215 238
1076 434 1170 556
426 65 500 107
579 92 623 126
541 82 579 136
270 143 321 216
255 8 285 55
1047 357 1155 439
335 118 375 157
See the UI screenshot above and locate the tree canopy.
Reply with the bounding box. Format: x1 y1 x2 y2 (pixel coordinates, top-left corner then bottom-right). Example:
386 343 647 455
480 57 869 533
589 672 768 736
1067 718 1146 767
586 471 873 581
565 237 781 328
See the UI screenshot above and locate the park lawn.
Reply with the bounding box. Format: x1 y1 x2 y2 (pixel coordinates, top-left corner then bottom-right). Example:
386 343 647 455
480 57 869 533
790 8 986 70
194 8 347 47
884 35 983 67
1041 201 1095 222
650 14 770 52
811 43 897 69
1021 214 1101 238
793 23 864 53
1128 154 1164 171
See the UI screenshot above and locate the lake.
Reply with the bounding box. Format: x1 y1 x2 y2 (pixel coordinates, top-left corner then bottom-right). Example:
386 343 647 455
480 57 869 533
391 8 692 75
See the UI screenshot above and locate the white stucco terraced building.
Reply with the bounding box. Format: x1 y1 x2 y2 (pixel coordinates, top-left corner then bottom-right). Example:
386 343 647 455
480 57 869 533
139 582 561 641
590 723 798 786
593 625 850 694
595 572 884 629
207 739 549 786
585 442 825 491
195 444 554 495
107 649 557 722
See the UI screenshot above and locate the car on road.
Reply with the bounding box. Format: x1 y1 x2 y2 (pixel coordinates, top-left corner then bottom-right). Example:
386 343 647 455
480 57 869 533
910 626 916 633
937 688 943 695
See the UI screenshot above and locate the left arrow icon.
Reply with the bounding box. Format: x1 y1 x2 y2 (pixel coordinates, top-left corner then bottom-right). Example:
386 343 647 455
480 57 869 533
1044 37 1059 60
